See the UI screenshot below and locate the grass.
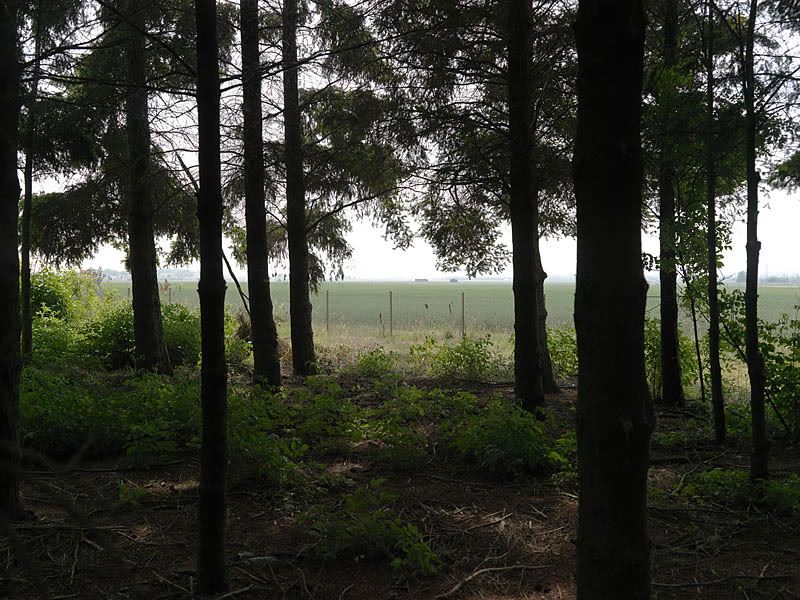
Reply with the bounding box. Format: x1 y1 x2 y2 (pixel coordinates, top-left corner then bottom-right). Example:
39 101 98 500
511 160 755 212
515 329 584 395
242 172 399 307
105 280 800 347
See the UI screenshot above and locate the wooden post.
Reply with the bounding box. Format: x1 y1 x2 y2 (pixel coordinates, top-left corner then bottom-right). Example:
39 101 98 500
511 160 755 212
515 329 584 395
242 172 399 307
389 290 393 337
461 291 466 339
326 289 330 334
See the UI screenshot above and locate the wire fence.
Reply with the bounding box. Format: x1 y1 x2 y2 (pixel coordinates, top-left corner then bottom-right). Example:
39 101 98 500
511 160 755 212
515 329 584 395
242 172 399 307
110 280 800 340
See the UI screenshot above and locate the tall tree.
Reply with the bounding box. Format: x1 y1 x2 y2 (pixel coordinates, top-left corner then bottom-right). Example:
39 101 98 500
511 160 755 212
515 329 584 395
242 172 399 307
742 0 769 479
705 0 726 443
0 0 21 517
508 0 544 409
573 0 654 596
657 0 685 406
241 0 281 387
195 0 229 592
20 1 42 360
283 0 316 377
375 0 575 396
126 0 170 372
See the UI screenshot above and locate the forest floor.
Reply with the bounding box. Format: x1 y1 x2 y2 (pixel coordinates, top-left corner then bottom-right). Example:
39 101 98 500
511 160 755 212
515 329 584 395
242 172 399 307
5 375 800 600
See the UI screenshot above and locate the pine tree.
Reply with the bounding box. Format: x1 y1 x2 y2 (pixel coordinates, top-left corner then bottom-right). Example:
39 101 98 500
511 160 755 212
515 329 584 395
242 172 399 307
573 0 654 595
195 0 229 591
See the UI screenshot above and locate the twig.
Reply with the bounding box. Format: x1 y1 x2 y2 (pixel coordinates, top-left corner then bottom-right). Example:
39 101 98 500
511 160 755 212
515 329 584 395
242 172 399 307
214 585 256 599
434 564 551 599
653 574 790 588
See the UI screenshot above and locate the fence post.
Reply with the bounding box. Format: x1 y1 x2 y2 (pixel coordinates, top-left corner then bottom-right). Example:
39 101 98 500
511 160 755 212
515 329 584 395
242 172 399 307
326 289 330 334
389 290 393 337
461 291 466 339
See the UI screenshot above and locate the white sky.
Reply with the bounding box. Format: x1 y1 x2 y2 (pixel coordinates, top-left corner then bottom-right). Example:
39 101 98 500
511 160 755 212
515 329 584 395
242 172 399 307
79 187 800 281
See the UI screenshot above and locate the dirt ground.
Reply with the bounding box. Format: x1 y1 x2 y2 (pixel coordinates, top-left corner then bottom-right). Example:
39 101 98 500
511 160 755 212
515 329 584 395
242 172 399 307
3 381 799 599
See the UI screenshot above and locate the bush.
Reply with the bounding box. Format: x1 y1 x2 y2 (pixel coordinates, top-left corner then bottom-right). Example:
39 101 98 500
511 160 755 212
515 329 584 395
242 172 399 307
348 346 396 378
30 270 102 322
30 312 84 367
291 376 366 447
162 303 201 367
79 304 136 369
227 389 307 484
20 367 123 457
300 479 441 577
410 336 509 381
21 368 305 484
442 398 564 477
682 469 800 515
80 303 206 369
547 328 578 378
643 317 700 400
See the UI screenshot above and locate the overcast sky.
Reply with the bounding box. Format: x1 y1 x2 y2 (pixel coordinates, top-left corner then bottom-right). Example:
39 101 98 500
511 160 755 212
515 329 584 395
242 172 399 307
78 186 799 281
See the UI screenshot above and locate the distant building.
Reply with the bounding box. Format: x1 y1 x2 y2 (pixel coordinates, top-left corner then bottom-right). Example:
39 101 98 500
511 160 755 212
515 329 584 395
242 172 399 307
449 278 458 283
414 278 429 283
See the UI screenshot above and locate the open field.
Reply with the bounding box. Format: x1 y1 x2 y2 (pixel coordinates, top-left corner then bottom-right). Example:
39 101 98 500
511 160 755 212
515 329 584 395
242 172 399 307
105 280 800 342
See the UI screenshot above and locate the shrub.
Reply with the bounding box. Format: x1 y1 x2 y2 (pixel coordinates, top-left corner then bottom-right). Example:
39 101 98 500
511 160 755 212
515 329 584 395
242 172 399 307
30 312 84 367
80 304 136 370
291 376 366 447
442 398 564 477
300 479 441 577
20 367 123 457
349 346 396 378
719 291 800 437
30 270 102 322
162 304 201 367
547 328 578 378
227 389 307 484
643 317 700 400
80 303 205 369
21 368 305 484
373 420 428 470
682 469 800 515
410 336 509 381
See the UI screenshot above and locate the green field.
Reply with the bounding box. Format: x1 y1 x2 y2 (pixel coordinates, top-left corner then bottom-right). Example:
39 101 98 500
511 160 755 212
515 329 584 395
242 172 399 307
105 280 800 343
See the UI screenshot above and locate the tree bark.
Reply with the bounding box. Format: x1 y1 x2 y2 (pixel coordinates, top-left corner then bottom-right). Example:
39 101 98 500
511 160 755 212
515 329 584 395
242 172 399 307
508 0 544 411
658 0 684 407
195 0 229 592
283 0 316 377
705 0 725 444
241 0 281 387
20 4 41 361
0 0 21 518
743 0 769 479
573 0 654 596
535 240 559 393
126 0 169 373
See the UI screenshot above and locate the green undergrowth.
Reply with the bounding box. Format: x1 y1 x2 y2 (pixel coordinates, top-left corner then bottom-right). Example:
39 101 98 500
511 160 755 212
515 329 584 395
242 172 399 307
680 469 800 516
298 479 441 577
21 364 567 484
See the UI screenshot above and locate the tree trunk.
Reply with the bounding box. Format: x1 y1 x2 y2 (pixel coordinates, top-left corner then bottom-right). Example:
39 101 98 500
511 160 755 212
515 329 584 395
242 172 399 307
535 241 559 393
126 0 169 373
508 0 544 411
195 0 229 592
743 0 769 479
241 0 281 387
0 0 21 518
573 0 654 596
20 6 41 361
658 0 684 407
283 0 316 377
705 0 725 444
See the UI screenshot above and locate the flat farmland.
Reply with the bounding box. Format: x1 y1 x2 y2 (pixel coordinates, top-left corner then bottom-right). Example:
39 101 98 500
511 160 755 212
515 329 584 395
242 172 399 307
104 280 800 340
